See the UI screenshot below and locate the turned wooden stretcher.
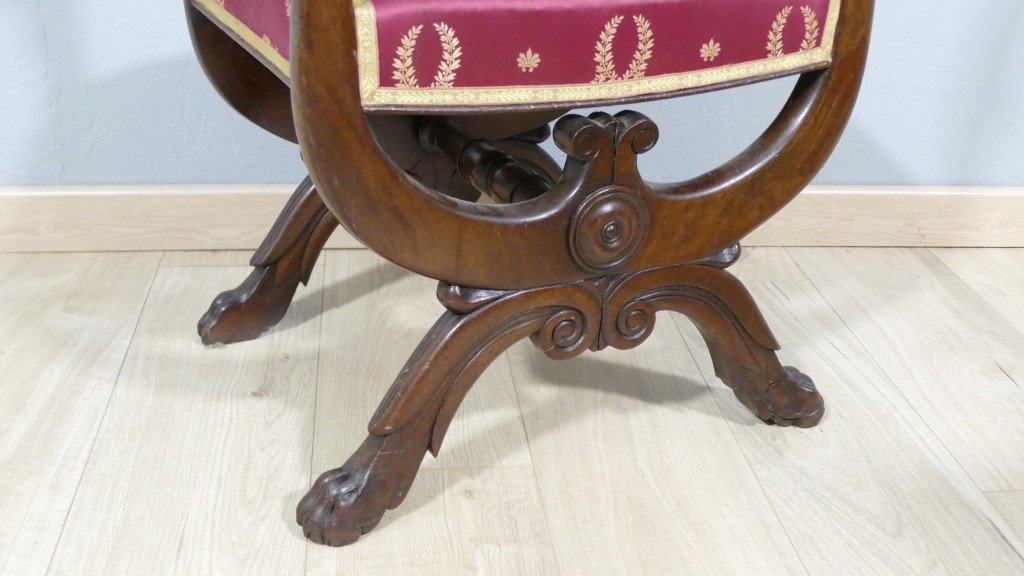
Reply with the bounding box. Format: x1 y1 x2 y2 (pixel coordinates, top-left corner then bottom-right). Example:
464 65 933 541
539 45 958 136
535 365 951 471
184 0 873 547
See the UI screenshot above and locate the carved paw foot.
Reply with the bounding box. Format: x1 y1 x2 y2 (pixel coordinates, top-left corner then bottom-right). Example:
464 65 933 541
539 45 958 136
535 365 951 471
753 367 824 428
296 435 422 547
197 265 300 345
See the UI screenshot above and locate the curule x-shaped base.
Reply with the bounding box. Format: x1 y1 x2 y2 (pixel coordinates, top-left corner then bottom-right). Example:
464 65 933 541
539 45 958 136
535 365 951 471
296 249 823 546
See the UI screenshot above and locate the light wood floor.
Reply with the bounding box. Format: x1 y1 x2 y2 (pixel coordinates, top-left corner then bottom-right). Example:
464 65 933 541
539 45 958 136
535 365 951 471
2 248 1023 576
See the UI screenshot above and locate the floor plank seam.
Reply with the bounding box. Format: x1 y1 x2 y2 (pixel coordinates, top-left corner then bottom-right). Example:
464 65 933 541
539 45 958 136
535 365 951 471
666 311 813 576
784 248 1001 497
502 350 566 576
303 260 327 575
926 247 1024 344
41 257 161 576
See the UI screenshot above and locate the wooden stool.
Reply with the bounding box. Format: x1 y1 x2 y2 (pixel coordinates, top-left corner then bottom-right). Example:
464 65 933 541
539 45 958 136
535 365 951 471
185 0 873 547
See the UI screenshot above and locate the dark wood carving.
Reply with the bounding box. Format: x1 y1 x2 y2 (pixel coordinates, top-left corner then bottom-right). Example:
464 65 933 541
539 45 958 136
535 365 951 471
198 177 336 344
185 0 873 548
297 256 823 546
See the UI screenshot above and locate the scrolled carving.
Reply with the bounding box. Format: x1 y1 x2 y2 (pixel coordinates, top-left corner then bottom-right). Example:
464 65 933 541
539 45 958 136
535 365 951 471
616 111 660 155
534 308 591 360
609 299 656 350
553 114 614 162
569 186 650 273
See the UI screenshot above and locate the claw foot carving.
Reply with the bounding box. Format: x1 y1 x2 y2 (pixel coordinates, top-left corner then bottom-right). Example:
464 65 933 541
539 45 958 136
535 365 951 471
753 367 824 428
296 433 425 547
198 264 301 345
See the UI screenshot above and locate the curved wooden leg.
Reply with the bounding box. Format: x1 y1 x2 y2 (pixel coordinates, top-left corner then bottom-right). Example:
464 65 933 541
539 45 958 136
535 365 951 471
296 255 821 547
198 177 337 345
296 280 603 546
602 256 825 428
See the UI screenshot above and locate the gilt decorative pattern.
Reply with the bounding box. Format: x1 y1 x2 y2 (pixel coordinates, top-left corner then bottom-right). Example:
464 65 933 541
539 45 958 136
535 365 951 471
192 0 840 109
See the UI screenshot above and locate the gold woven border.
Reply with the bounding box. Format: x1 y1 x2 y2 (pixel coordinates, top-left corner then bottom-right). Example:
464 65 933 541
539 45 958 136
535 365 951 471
199 0 841 109
355 0 841 107
193 0 289 79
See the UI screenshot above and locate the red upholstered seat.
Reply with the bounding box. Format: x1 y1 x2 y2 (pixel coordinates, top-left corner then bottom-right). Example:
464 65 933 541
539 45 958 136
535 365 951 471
194 0 839 110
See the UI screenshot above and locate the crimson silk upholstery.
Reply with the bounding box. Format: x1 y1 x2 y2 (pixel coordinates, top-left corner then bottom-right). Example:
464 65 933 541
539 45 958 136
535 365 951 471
194 0 839 109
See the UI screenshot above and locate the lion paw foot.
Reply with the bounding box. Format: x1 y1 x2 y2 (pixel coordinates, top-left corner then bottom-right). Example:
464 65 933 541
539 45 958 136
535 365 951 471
754 367 824 428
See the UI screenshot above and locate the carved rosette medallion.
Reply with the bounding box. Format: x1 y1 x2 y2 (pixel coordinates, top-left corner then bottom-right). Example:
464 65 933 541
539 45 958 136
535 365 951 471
569 186 650 273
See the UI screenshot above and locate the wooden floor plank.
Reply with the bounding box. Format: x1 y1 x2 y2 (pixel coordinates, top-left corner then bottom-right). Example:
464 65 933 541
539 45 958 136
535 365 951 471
930 248 1024 336
988 492 1024 551
508 322 807 575
306 251 552 575
672 248 1024 574
789 247 1024 492
0 253 159 576
45 265 323 576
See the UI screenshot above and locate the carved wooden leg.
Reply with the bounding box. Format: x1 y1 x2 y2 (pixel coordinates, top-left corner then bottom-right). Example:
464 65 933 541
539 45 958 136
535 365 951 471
198 176 337 345
296 254 821 546
296 280 604 546
600 254 825 428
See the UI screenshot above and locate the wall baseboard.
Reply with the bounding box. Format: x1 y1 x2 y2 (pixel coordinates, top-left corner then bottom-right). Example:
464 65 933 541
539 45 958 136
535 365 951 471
1 185 1022 253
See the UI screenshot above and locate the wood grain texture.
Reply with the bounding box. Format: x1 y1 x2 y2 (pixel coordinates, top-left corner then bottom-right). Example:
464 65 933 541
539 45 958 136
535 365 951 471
0 253 159 576
672 248 1024 574
789 247 1024 492
988 492 1024 549
930 248 1024 334
311 251 532 472
306 467 557 576
305 251 553 572
4 186 1021 254
45 265 323 576
507 324 806 575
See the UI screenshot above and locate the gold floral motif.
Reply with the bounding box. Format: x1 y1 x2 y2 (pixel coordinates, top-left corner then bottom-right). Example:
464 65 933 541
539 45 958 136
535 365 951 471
593 14 655 83
800 7 820 51
392 25 423 88
700 39 722 62
431 23 462 88
517 48 541 73
766 7 794 58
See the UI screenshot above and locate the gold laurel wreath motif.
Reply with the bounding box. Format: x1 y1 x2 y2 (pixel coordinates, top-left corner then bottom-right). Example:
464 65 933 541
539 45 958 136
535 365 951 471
593 15 624 83
766 7 793 58
593 14 655 83
767 5 823 58
623 15 654 80
800 7 821 51
431 22 462 88
392 25 423 88
391 22 462 89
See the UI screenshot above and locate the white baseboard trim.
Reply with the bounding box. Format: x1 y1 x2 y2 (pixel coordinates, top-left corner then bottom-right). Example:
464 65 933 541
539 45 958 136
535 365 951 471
1 185 1022 253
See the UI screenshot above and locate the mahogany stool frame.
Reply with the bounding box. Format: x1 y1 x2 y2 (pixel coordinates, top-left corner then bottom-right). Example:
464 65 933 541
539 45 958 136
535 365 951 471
186 0 873 547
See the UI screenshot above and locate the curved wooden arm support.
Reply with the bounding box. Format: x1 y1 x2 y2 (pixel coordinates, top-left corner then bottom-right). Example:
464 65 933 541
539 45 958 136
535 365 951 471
186 1 297 143
292 0 872 290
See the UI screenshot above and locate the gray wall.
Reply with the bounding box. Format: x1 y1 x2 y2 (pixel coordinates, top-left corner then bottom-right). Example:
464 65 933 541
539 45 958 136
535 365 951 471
2 1 1022 187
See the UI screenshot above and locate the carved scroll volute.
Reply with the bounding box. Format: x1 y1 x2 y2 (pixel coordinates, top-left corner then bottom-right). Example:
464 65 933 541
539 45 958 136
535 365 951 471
553 114 616 189
559 113 653 275
613 111 660 189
